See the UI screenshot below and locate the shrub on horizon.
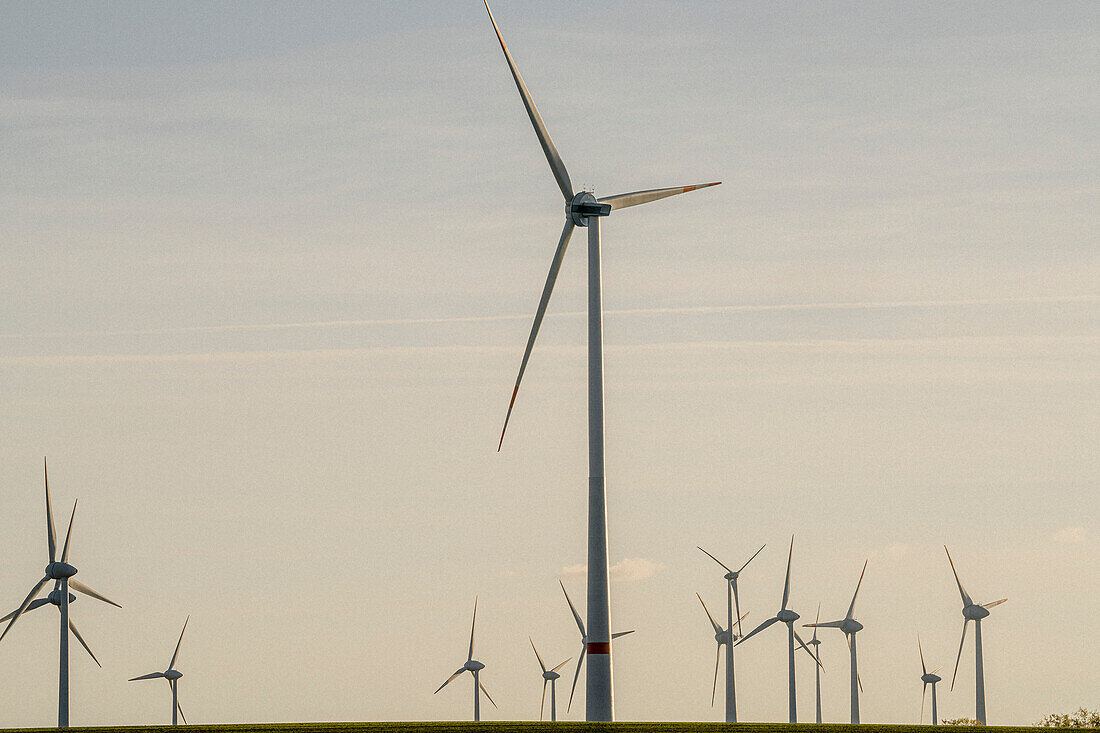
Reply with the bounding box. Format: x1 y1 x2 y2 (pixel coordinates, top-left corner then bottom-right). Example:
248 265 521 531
1037 709 1100 728
942 718 982 726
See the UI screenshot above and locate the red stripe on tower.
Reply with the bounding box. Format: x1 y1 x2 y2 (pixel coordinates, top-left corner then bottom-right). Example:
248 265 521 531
587 641 611 655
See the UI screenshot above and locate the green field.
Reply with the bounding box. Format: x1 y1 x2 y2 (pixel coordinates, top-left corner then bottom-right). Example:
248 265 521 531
0 723 1053 733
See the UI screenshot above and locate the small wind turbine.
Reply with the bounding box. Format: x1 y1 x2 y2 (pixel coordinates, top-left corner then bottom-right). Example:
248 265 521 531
435 598 496 721
559 580 634 712
945 546 1006 725
530 638 571 721
805 604 823 724
485 2 720 719
804 559 868 723
735 536 821 723
697 544 765 722
0 458 121 728
696 593 748 712
919 635 943 725
130 617 190 725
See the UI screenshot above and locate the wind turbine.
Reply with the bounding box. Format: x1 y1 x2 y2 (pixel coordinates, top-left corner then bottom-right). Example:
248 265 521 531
485 3 720 720
805 604 823 724
0 585 104 670
130 617 190 725
697 544 765 722
735 536 821 723
945 546 1006 725
696 593 748 714
434 598 496 721
559 580 634 713
0 458 121 728
804 559 867 723
918 636 942 725
530 638 571 721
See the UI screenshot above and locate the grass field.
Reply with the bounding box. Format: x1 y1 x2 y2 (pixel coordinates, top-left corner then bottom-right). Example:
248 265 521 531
0 723 1053 733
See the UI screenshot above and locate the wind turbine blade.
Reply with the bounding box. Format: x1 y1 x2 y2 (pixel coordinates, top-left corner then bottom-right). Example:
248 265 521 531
169 616 189 670
530 637 547 673
68 618 101 667
498 220 576 451
944 546 973 607
811 603 820 643
795 629 823 669
738 543 767 573
611 629 635 639
805 620 846 629
129 671 167 681
45 457 57 563
921 681 928 723
781 536 794 610
174 683 187 726
982 598 1007 610
597 182 721 211
434 668 466 694
951 620 969 690
0 576 50 642
568 645 585 711
69 579 122 609
846 560 868 620
697 593 723 635
560 580 586 638
483 1 573 201
550 657 572 673
468 597 477 662
60 500 77 563
733 582 745 638
478 678 497 708
0 597 51 623
540 679 547 721
735 615 779 646
919 635 928 676
711 643 721 706
697 546 732 573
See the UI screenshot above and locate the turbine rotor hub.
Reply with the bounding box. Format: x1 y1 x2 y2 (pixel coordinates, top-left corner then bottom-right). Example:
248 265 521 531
544 671 560 681
778 609 799 623
963 604 990 620
724 572 738 581
46 562 78 580
922 673 941 683
465 660 485 672
165 670 183 680
47 589 76 605
568 191 611 227
843 619 864 634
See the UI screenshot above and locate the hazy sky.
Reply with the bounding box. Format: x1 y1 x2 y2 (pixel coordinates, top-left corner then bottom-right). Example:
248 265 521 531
1 0 1097 726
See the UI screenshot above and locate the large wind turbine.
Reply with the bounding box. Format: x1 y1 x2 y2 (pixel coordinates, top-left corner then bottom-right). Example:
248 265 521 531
945 546 1006 725
485 3 720 720
696 593 748 715
735 536 821 723
530 638 571 721
805 560 867 723
918 636 942 725
435 598 496 721
0 584 104 670
130 617 190 726
559 580 634 713
0 458 121 728
697 544 764 722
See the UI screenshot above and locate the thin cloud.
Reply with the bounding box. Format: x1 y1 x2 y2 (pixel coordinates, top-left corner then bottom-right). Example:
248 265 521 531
1051 526 1087 544
560 557 663 583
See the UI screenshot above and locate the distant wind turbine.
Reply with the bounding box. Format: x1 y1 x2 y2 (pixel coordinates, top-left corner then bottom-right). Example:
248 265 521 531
805 559 868 723
697 544 765 722
485 2 720 719
559 580 634 713
130 617 190 725
735 536 821 723
696 593 748 713
805 604 824 724
0 458 121 728
919 635 943 725
530 638 571 721
434 598 496 721
945 546 1006 725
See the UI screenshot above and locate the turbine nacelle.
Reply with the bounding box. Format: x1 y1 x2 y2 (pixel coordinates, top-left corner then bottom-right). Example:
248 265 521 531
47 589 77 606
922 673 942 684
543 670 560 681
568 192 611 227
46 562 78 580
778 609 800 623
165 669 183 681
464 659 485 672
963 604 990 620
724 571 739 581
714 629 731 645
842 619 864 634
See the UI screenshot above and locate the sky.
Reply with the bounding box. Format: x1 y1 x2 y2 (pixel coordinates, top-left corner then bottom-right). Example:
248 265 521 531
0 0 1097 726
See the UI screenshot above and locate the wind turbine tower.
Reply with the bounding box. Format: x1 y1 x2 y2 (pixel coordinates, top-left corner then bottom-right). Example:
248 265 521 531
696 593 748 715
736 536 821 723
805 560 868 723
945 546 1006 725
434 598 496 721
559 580 634 712
696 544 762 722
130 617 190 725
805 605 823 724
0 458 121 728
484 2 720 720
